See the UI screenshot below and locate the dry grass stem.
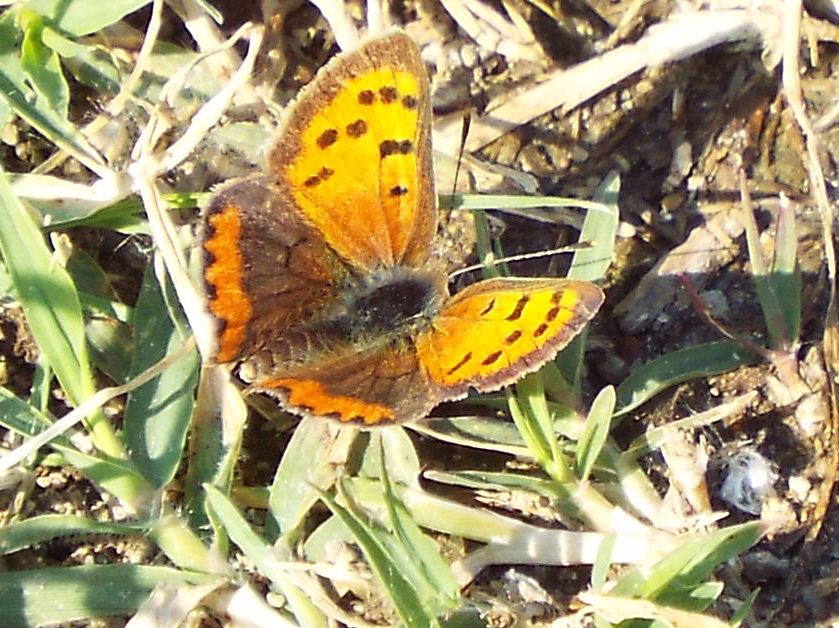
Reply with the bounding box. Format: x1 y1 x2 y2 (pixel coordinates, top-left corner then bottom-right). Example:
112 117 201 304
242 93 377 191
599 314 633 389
434 4 784 157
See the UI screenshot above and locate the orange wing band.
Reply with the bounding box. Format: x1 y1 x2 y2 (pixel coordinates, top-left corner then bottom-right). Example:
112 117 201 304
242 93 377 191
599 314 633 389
204 205 254 362
265 377 396 426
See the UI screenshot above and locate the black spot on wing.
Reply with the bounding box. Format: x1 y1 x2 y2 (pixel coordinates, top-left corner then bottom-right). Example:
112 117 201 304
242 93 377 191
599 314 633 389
317 129 338 149
346 119 367 137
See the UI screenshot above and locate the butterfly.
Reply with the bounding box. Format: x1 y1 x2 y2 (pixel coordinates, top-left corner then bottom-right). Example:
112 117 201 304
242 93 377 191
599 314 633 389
202 32 604 426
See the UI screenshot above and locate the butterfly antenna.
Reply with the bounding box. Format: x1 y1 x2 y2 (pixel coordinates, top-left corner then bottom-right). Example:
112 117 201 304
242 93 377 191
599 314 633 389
450 112 471 201
448 242 593 280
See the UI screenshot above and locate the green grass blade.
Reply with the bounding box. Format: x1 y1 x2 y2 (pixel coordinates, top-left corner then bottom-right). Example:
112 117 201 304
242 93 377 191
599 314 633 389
591 533 616 591
0 91 9 128
0 514 149 554
506 386 553 470
0 166 123 456
647 524 761 600
58 448 154 505
23 0 154 36
442 193 617 214
610 522 761 603
81 311 134 385
30 359 52 411
377 438 460 614
357 426 421 485
320 485 439 627
0 564 216 626
269 420 357 542
0 386 52 433
771 199 801 345
0 13 103 167
569 172 619 282
67 249 134 383
205 485 328 625
575 386 615 481
149 509 217 573
19 12 68 118
615 340 757 417
123 265 199 489
182 372 241 537
740 193 790 349
0 387 151 507
561 173 618 388
0 167 89 403
205 485 275 574
731 588 760 625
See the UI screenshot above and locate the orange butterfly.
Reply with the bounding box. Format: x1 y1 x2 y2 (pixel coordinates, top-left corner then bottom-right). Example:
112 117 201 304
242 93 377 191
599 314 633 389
202 32 604 426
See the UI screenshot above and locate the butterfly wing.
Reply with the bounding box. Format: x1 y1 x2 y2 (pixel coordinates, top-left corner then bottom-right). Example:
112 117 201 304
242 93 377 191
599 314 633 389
269 32 435 272
252 340 436 426
416 278 604 399
250 276 603 424
203 175 351 362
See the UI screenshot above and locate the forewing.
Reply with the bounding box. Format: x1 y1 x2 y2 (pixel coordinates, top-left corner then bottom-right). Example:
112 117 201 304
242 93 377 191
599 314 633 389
416 278 604 398
269 32 436 271
202 175 350 362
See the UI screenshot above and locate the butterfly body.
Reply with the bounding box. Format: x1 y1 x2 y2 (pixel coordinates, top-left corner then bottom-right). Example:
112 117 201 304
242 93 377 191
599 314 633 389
202 33 604 426
342 268 446 339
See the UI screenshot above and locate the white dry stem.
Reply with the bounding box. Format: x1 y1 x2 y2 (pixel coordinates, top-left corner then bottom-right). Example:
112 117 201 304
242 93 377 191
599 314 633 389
780 0 839 543
26 121 110 183
0 338 196 476
126 579 227 628
781 0 836 327
660 430 713 518
449 243 585 279
129 23 263 360
131 21 261 174
206 584 298 628
618 392 758 529
408 421 533 456
575 592 732 628
311 0 361 50
10 0 258 214
23 0 165 205
242 547 384 627
433 3 784 157
439 0 541 63
379 478 674 584
451 525 677 586
433 148 540 193
168 0 259 106
196 364 249 451
366 0 386 35
32 0 163 179
107 0 165 119
9 172 132 212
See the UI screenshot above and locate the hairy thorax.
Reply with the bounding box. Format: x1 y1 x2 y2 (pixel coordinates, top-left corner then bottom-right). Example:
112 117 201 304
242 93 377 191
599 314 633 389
240 267 447 382
344 268 446 341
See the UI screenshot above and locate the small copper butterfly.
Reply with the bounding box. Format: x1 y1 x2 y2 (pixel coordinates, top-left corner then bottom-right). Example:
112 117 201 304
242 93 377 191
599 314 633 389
202 32 604 426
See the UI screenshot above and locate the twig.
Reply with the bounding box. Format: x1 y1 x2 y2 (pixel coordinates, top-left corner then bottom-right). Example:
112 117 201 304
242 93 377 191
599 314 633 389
433 5 783 157
779 0 839 546
676 272 772 363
